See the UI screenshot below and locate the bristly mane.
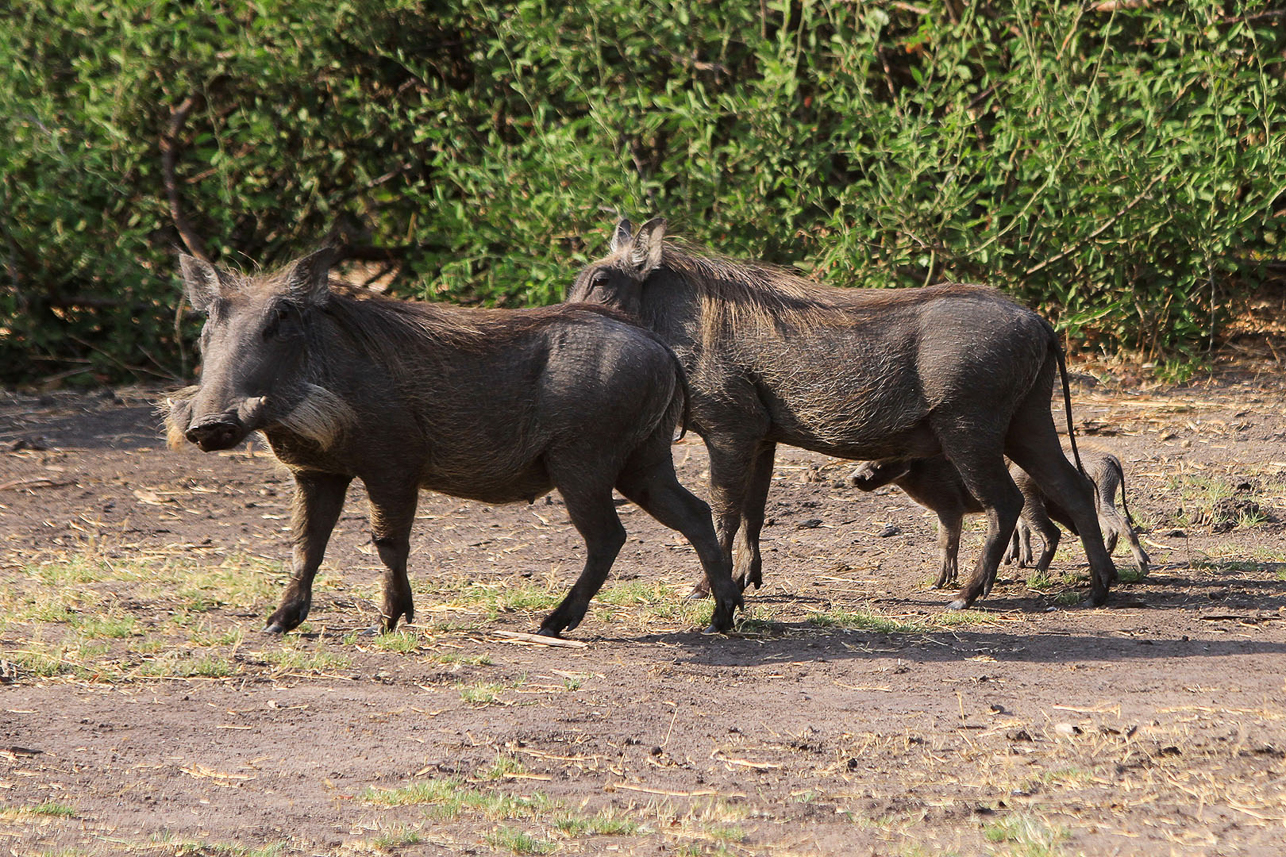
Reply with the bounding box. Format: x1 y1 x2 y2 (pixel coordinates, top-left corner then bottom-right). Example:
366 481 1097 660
308 285 633 380
652 242 996 338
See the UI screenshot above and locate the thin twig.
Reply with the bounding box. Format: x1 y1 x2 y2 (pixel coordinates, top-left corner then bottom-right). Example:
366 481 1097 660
491 630 588 649
1024 171 1168 277
159 93 209 262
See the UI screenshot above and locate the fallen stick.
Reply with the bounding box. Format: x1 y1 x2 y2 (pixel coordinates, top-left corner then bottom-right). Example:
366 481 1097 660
491 630 588 649
0 477 73 492
606 783 745 798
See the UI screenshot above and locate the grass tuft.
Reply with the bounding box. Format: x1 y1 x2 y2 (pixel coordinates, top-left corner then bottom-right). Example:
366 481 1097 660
807 610 924 634
485 825 553 855
982 814 1068 856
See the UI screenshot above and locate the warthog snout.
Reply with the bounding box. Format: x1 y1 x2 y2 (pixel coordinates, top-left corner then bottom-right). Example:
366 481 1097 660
185 417 243 451
182 397 268 452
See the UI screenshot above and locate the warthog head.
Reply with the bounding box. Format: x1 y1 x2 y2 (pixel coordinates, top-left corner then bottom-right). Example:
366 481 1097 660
564 217 667 316
168 248 352 452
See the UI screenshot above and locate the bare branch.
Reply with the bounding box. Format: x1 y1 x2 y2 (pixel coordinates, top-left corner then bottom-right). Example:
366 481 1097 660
159 93 210 262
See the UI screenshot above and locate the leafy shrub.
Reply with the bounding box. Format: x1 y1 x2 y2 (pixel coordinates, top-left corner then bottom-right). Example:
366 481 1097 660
1 0 1282 384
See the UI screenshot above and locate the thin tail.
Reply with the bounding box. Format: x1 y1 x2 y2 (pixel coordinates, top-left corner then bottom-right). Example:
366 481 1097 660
670 348 692 441
1109 455 1138 527
1052 330 1087 479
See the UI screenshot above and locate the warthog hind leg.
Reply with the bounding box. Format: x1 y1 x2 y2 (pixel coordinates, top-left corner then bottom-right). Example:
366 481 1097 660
538 480 626 637
1005 397 1116 605
615 446 743 633
943 449 1023 610
367 481 420 633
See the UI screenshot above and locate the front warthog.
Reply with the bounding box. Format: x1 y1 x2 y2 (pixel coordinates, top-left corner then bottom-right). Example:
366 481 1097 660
565 217 1117 609
851 450 1149 590
164 248 742 636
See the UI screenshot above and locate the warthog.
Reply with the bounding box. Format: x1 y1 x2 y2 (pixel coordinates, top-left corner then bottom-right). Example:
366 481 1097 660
565 217 1117 609
164 248 742 637
850 450 1149 590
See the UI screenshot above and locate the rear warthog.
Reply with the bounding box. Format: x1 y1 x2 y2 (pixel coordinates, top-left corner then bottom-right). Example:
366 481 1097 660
164 248 742 637
565 217 1117 609
851 450 1149 591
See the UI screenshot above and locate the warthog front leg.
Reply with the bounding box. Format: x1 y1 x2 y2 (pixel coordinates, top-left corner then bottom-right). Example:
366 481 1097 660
1004 521 1036 567
1020 506 1063 576
265 471 352 633
688 435 761 598
367 482 420 633
1094 466 1150 575
734 443 777 592
933 511 963 589
1110 513 1151 576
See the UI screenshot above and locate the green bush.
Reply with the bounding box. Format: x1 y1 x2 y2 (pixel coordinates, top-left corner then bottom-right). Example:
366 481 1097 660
1 0 1282 384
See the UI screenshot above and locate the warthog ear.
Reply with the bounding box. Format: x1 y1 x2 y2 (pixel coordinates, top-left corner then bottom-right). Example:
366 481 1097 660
630 216 667 276
180 254 230 314
610 218 633 253
286 246 340 306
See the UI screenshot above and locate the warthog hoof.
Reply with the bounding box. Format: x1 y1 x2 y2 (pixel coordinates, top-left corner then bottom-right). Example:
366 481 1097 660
535 626 562 639
946 598 970 611
263 621 289 634
705 591 742 635
1083 589 1110 608
538 603 584 638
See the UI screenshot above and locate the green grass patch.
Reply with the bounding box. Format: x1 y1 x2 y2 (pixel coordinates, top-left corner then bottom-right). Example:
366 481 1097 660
374 629 421 653
147 834 286 857
485 825 553 855
72 613 137 639
7 639 122 682
371 826 424 849
1040 767 1095 788
730 605 781 635
1114 565 1147 585
359 778 552 823
929 609 991 628
1051 590 1081 607
1 801 76 818
1194 558 1265 574
32 557 103 587
807 610 925 634
260 643 350 674
485 754 528 780
360 779 463 809
982 814 1068 856
553 811 640 837
428 651 493 666
188 622 245 648
136 653 235 679
458 678 524 706
593 580 675 607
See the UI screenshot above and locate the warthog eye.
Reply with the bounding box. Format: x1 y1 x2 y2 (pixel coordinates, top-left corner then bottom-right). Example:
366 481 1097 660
263 304 294 340
591 271 610 289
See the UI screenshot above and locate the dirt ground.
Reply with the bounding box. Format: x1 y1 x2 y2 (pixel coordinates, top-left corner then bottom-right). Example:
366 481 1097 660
3 356 1286 856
